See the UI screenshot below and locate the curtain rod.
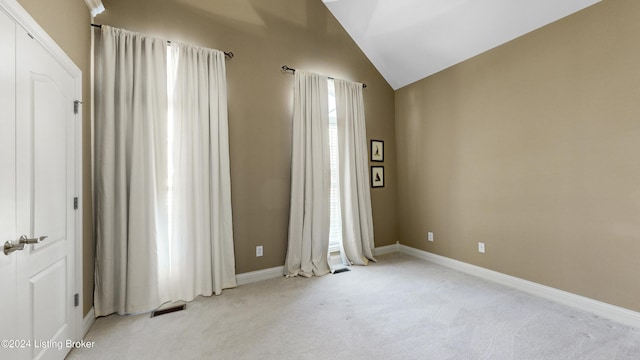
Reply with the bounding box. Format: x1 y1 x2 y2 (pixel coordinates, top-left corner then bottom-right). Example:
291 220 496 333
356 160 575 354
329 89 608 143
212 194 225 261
281 65 367 88
91 24 234 59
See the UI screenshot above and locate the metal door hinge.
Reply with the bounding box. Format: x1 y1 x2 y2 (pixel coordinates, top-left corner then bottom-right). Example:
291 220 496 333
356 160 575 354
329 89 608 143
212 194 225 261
74 293 79 307
74 100 82 114
73 197 79 210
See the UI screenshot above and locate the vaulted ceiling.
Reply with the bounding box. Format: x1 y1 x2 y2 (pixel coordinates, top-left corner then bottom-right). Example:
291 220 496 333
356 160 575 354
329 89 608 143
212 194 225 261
322 0 601 89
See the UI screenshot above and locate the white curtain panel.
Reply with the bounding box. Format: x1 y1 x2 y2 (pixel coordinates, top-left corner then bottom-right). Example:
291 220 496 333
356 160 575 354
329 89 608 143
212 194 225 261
334 79 376 265
168 44 237 300
94 26 170 316
284 70 331 277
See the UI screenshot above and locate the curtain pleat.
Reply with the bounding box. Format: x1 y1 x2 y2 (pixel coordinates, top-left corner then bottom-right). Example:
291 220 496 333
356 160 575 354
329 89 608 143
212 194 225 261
284 71 331 277
168 44 236 300
334 79 376 265
94 26 170 316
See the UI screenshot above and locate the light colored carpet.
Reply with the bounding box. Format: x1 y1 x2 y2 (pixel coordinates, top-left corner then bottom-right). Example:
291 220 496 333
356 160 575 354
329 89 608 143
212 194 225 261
68 253 640 359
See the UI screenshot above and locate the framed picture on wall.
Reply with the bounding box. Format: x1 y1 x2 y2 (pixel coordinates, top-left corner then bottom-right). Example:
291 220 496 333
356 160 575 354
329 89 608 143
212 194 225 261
371 166 384 188
371 140 384 162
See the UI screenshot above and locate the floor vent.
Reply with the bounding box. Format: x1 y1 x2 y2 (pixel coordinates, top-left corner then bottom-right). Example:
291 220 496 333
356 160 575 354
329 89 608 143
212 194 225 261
151 303 186 318
332 267 351 274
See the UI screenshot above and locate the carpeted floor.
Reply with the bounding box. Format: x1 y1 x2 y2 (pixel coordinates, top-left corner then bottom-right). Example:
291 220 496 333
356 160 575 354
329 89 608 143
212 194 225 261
68 253 640 359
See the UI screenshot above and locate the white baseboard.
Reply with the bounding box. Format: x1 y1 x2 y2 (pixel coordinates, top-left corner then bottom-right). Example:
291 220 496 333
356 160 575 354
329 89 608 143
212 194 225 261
235 243 398 285
236 266 284 286
375 242 400 256
398 244 640 330
82 307 95 338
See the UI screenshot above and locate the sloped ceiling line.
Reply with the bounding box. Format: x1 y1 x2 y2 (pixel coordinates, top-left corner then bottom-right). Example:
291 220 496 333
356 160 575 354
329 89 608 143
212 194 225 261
322 0 601 90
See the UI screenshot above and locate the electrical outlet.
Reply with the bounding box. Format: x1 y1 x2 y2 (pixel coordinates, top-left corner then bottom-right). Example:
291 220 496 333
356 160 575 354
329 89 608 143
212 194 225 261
256 245 263 257
428 232 434 242
478 242 485 253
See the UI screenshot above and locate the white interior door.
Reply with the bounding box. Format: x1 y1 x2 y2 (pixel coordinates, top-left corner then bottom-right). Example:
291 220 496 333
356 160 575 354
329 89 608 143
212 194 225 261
0 7 18 359
15 24 77 360
0 3 81 359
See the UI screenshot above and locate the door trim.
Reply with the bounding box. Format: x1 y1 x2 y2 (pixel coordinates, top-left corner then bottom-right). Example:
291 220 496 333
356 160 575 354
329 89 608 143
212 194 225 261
0 0 83 342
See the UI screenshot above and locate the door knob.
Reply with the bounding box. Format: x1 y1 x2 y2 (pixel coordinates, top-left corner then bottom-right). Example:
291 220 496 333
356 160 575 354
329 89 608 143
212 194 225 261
3 240 25 255
19 235 47 245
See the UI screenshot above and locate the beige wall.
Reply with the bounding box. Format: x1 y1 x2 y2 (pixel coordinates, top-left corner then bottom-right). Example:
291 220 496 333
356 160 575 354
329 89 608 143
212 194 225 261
95 0 398 274
15 0 640 319
16 0 93 316
17 0 396 317
395 0 640 312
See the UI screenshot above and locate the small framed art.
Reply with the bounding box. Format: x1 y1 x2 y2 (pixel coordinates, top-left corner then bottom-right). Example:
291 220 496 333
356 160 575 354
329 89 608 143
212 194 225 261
371 166 384 188
370 140 384 162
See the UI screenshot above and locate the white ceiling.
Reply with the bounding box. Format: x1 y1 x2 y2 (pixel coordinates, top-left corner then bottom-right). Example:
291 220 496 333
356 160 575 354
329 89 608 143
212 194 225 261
322 0 601 90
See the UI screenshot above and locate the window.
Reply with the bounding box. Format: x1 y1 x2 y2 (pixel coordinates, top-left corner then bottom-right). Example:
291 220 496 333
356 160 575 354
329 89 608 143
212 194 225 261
328 80 342 252
167 48 177 244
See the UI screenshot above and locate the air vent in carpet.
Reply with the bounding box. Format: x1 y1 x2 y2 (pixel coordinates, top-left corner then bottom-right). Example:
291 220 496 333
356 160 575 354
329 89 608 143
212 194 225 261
151 303 186 317
333 267 350 274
